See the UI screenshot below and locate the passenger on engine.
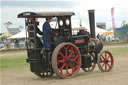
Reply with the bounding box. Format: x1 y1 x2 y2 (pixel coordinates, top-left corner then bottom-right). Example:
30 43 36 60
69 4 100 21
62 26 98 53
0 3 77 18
77 29 89 35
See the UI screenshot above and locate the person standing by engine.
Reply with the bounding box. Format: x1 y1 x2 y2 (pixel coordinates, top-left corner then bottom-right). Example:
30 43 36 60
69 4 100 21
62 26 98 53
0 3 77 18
125 32 128 42
41 17 55 54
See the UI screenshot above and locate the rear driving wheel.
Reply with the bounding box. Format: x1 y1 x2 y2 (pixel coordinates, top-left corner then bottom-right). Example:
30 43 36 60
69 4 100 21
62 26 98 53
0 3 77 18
82 53 96 72
97 50 114 72
52 43 81 78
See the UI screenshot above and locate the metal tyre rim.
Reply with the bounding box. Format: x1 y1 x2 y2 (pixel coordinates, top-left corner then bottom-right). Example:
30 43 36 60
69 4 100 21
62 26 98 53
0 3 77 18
97 50 114 72
52 43 81 78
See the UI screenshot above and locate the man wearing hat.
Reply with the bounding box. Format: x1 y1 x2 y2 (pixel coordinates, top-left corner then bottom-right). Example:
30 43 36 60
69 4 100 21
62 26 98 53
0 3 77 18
41 17 55 55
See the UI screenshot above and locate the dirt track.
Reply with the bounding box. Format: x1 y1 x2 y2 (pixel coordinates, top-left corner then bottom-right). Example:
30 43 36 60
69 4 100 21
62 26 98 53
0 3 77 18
1 45 128 85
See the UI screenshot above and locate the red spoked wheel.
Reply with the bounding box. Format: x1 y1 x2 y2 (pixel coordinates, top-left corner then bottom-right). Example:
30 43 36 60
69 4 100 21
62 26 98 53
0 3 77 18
34 71 54 78
52 43 81 78
82 53 96 72
97 50 114 72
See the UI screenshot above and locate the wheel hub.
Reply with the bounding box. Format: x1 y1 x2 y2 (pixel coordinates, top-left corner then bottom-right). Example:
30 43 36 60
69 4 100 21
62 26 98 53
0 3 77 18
105 59 109 64
66 58 70 64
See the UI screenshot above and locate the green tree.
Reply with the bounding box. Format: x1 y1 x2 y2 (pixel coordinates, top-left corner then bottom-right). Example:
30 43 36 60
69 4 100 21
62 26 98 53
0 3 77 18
121 23 128 28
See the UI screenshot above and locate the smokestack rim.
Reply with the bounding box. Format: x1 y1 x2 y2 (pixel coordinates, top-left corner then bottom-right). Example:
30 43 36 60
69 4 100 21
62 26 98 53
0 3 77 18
88 10 95 13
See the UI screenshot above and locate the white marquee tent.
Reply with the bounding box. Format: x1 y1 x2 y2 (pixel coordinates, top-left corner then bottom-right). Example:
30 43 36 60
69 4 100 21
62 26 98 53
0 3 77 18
9 30 27 39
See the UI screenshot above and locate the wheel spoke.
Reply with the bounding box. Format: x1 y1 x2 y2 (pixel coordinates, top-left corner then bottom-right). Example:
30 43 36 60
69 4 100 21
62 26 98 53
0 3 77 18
64 45 70 50
67 45 70 50
100 56 105 63
70 55 79 62
100 59 104 63
68 47 75 58
101 55 105 60
66 64 69 74
74 65 79 69
107 63 111 69
108 60 112 62
106 56 110 60
65 48 68 57
59 51 65 58
105 52 107 59
69 63 73 69
75 60 80 65
105 64 107 71
63 64 70 77
64 46 70 57
101 63 105 68
68 51 74 58
57 59 64 64
60 64 65 70
69 63 78 70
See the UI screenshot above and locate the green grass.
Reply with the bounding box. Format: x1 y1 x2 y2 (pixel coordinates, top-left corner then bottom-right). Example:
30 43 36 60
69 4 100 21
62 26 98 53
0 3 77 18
0 49 26 54
104 42 128 46
0 56 28 71
104 46 128 57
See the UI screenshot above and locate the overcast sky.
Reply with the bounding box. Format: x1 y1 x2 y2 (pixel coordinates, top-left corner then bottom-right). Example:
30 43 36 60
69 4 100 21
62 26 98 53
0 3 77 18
1 0 128 33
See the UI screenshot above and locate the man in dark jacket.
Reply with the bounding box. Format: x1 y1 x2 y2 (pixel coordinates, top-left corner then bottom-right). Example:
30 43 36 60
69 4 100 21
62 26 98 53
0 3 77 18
42 17 55 49
40 17 55 55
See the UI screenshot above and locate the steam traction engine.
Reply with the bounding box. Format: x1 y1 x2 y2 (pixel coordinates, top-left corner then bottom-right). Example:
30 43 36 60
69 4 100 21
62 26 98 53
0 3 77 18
17 10 114 79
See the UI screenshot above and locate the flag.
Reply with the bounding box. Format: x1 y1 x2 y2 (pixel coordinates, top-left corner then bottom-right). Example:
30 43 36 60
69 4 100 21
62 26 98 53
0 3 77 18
111 8 116 30
111 8 114 16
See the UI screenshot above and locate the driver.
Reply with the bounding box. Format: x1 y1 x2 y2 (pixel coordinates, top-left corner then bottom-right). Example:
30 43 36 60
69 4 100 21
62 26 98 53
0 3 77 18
41 17 55 54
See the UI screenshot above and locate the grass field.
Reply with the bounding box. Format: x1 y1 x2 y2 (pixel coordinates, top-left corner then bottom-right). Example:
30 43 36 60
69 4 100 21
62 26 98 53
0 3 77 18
0 49 26 54
0 50 28 71
103 42 128 46
104 46 128 56
0 56 28 71
0 43 128 71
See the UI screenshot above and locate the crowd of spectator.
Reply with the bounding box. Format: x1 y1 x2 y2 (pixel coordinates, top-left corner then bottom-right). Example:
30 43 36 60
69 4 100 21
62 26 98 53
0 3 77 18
0 38 26 49
96 33 119 42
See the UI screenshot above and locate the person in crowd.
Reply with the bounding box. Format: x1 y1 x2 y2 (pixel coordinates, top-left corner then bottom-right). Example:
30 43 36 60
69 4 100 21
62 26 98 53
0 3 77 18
14 39 19 48
3 39 7 48
97 33 101 41
125 32 128 41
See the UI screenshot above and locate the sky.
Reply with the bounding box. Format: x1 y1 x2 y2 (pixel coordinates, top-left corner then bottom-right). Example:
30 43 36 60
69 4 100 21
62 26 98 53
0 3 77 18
1 0 128 33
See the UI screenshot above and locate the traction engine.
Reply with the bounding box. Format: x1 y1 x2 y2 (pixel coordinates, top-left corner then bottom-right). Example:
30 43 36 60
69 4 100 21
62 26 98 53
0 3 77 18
17 10 114 78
